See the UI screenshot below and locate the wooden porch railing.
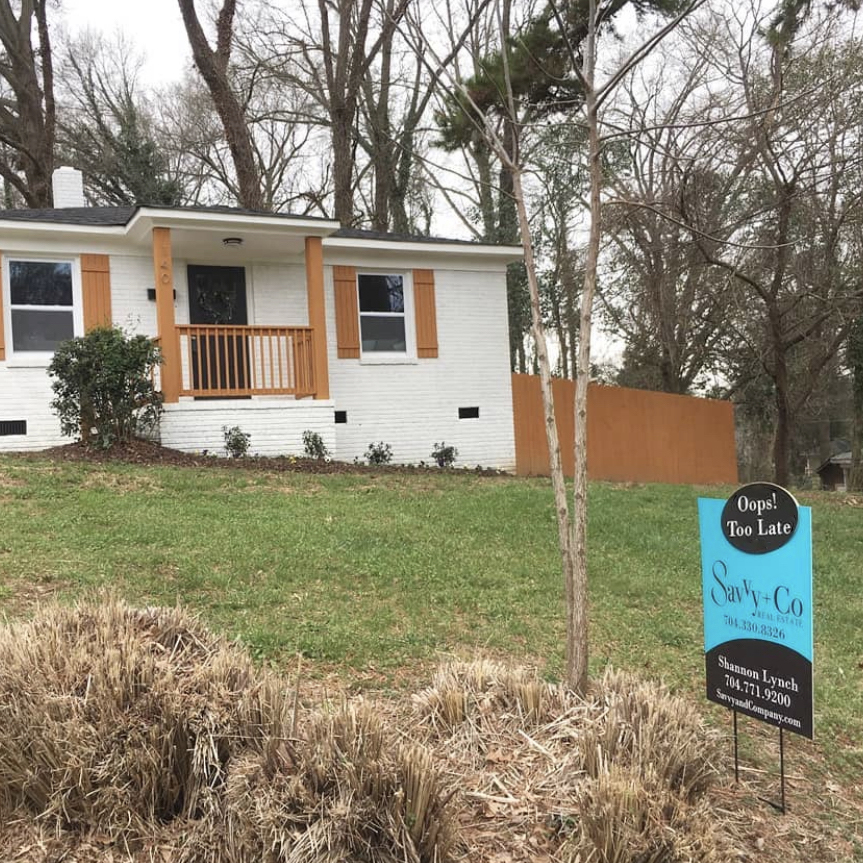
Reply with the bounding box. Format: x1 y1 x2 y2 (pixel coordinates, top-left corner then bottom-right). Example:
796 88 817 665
174 325 316 398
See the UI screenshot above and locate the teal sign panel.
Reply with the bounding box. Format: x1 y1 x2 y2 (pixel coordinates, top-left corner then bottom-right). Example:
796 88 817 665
699 486 813 738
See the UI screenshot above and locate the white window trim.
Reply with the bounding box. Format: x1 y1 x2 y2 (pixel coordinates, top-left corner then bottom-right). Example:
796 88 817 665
357 269 417 364
2 255 83 367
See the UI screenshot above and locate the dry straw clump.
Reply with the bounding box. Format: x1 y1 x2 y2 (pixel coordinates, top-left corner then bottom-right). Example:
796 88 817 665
560 668 725 863
581 667 721 799
415 660 727 863
224 701 457 863
0 600 456 863
413 659 570 732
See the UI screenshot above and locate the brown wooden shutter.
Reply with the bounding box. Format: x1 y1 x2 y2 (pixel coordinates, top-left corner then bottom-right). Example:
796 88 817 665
413 269 438 358
81 254 112 331
334 265 360 358
0 253 5 361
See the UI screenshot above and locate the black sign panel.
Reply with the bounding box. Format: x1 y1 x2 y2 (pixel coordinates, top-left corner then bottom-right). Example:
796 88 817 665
705 639 813 738
720 483 799 555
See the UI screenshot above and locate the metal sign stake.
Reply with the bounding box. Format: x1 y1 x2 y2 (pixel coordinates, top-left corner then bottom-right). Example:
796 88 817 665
780 728 786 814
756 727 787 815
733 709 739 783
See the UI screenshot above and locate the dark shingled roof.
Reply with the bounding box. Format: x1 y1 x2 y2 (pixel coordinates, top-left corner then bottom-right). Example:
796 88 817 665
0 206 136 226
0 204 336 227
331 227 486 246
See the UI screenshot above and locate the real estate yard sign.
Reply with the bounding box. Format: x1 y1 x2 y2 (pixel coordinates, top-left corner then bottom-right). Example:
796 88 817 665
698 484 814 739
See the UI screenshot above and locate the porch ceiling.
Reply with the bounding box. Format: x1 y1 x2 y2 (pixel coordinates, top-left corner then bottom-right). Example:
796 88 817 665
127 209 340 263
150 225 308 262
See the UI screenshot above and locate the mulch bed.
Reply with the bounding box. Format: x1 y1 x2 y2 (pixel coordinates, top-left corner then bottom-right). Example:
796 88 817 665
17 439 507 477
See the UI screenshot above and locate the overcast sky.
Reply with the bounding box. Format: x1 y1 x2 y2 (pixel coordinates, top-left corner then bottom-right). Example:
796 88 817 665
61 0 192 85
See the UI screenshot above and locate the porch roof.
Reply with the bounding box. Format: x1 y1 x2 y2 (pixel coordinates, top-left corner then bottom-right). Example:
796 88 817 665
0 204 340 260
0 204 523 262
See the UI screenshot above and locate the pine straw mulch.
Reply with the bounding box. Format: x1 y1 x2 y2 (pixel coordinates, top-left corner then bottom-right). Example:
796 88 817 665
0 601 858 863
15 440 507 476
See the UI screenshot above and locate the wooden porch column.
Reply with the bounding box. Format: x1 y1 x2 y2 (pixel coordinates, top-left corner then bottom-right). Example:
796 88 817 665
152 227 181 403
305 236 330 400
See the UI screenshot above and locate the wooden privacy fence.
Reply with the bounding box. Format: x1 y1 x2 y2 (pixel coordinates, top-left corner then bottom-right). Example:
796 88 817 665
512 374 738 485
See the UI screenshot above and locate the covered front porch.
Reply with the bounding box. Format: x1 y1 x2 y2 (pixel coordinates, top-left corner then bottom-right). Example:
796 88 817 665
134 209 338 403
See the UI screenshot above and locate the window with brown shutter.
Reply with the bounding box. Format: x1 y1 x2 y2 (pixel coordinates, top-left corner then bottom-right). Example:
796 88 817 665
334 265 439 360
412 269 438 358
333 265 360 358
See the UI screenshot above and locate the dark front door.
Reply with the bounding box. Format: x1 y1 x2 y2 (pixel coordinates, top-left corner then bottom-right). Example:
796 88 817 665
187 265 249 394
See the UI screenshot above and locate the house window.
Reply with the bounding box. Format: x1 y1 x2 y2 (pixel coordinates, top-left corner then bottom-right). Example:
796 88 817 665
358 273 406 353
8 260 76 353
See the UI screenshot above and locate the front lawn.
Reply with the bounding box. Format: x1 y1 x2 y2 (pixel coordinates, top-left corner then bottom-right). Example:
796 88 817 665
0 455 860 788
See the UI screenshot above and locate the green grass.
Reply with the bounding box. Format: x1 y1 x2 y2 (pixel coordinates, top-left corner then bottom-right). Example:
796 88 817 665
0 456 860 781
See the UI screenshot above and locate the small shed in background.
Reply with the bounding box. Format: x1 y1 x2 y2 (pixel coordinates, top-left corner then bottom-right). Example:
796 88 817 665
816 451 852 491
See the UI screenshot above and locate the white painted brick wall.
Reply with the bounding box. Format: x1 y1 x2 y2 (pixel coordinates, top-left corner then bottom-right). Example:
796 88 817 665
160 399 335 457
249 263 307 325
110 255 158 335
326 265 516 471
0 251 141 453
0 365 64 450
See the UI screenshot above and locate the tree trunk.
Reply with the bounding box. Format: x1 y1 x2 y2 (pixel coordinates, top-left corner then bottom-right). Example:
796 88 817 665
0 0 55 206
331 101 356 226
177 0 265 211
370 4 394 232
567 36 601 695
511 166 574 672
848 318 863 491
771 322 790 487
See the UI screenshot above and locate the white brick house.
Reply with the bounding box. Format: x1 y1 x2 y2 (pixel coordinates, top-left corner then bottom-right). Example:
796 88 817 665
0 170 520 469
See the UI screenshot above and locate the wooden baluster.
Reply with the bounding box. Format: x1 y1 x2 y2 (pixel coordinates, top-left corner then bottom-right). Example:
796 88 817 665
195 328 204 396
230 326 239 393
220 327 226 392
277 329 286 393
250 329 258 392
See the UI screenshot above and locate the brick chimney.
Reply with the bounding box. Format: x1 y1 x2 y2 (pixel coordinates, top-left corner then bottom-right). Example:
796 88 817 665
51 166 85 208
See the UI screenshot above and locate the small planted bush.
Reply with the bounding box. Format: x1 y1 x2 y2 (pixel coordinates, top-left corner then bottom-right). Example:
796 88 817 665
431 442 459 468
365 441 393 465
48 326 163 449
302 429 330 460
223 425 251 458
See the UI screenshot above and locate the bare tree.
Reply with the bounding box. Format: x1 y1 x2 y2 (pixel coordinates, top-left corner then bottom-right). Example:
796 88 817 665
57 34 184 206
601 57 734 394
0 0 55 207
248 0 410 226
672 5 863 485
407 0 704 692
177 0 265 210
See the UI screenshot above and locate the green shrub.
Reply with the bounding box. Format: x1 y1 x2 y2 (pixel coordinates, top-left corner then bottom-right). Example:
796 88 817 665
365 441 393 465
302 429 330 460
223 425 251 458
431 442 459 468
48 326 162 449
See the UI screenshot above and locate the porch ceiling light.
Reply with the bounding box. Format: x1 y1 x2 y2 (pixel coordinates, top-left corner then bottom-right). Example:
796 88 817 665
222 236 243 246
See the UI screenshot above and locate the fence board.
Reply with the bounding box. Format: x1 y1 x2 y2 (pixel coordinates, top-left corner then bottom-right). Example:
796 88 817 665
512 374 738 485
